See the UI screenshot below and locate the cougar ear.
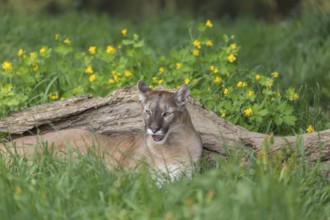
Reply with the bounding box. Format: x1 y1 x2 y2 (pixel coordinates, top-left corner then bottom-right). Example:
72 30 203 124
137 81 150 102
174 84 190 106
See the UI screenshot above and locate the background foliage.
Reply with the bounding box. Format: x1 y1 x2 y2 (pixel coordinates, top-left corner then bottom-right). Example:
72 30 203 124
0 1 329 134
1 0 327 20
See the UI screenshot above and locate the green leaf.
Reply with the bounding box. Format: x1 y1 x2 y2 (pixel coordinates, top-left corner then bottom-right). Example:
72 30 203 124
283 115 297 126
274 115 283 126
198 22 206 32
55 44 73 55
133 40 144 48
223 34 229 43
258 109 269 117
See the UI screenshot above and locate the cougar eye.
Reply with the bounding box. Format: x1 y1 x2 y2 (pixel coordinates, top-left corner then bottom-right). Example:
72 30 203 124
162 112 172 117
144 109 151 115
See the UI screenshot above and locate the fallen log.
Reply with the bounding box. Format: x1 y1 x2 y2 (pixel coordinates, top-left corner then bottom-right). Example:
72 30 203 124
0 86 329 166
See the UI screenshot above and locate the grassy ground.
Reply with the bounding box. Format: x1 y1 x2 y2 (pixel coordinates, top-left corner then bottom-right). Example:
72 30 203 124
0 146 329 220
0 3 329 219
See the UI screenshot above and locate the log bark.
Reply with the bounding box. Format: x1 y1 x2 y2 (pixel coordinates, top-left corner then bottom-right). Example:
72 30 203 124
0 86 329 167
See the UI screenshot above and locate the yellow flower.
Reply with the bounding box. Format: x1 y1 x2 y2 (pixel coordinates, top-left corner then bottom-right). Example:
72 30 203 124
293 93 299 100
106 45 116 54
247 90 254 97
205 19 213 28
227 54 236 63
89 46 96 55
230 43 237 50
89 74 96 82
49 92 59 100
108 79 115 84
39 47 48 56
39 48 46 55
158 67 164 73
152 76 158 83
193 49 199 56
32 62 39 71
272 71 279 78
125 70 132 77
184 78 190 84
85 66 93 74
2 61 13 71
176 63 182 70
237 81 247 87
158 79 165 85
244 108 253 117
255 74 261 80
193 40 201 49
121 28 127 36
210 65 219 73
111 71 121 82
266 79 273 88
206 40 213 46
63 38 71 45
223 88 229 95
306 125 314 133
214 76 222 84
17 49 25 56
220 113 226 118
111 70 121 82
30 52 37 60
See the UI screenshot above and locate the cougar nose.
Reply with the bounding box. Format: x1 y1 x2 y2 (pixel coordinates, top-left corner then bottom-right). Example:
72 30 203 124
149 126 160 134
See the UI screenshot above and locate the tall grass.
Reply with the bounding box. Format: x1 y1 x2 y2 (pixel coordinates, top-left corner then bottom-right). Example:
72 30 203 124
0 144 329 220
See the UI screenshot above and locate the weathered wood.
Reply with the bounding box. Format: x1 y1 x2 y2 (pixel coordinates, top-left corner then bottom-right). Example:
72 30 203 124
0 86 329 166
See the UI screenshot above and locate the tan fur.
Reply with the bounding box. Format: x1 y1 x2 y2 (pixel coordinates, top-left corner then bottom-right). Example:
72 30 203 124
0 82 203 179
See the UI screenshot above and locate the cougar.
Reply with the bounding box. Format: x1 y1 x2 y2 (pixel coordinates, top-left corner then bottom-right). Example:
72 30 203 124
0 81 203 181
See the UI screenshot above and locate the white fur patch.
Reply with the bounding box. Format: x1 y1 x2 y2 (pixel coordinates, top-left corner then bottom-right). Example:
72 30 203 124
153 163 186 187
139 93 146 102
147 129 169 145
163 164 183 181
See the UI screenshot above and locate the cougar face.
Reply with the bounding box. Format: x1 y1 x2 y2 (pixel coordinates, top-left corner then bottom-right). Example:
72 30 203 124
137 81 190 145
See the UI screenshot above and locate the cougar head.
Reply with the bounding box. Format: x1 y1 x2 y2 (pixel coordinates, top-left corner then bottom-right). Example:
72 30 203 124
137 81 190 145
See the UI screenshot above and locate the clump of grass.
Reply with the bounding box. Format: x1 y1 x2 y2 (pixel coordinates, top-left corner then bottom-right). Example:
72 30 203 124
0 142 329 219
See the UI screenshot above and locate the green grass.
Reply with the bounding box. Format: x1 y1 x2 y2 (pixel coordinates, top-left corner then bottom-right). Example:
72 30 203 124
0 146 329 220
